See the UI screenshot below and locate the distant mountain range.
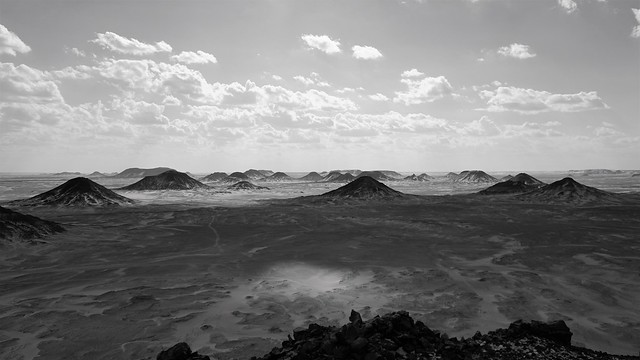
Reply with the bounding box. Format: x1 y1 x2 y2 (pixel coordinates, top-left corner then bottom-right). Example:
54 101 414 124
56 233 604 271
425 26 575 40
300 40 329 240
120 170 208 190
10 177 134 206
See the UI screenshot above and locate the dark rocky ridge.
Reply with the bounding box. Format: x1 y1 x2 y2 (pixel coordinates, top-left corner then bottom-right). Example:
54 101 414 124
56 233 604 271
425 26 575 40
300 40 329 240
120 170 208 190
0 206 65 241
158 311 637 360
455 170 497 183
320 176 404 200
10 177 134 206
227 181 269 191
516 177 620 205
479 173 545 195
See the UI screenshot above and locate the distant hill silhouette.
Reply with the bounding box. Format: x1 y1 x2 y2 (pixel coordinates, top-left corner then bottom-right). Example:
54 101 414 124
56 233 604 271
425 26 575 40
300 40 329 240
53 172 82 176
120 170 208 190
0 206 65 241
113 167 174 178
355 171 395 181
10 177 134 206
320 176 405 200
516 177 620 204
227 181 269 191
455 170 497 183
201 172 228 182
500 174 514 181
266 172 294 181
244 169 266 180
88 171 106 178
221 172 250 183
444 172 460 180
300 171 324 181
479 173 546 195
258 169 274 177
404 173 432 181
323 172 356 182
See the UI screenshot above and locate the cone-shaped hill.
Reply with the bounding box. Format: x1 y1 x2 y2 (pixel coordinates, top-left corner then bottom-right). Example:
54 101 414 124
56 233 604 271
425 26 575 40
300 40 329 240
1 206 65 241
500 174 514 181
455 170 497 183
10 177 134 206
201 172 228 182
323 171 356 182
119 170 208 190
113 167 174 178
266 172 294 181
220 172 250 183
516 177 620 204
300 171 324 181
243 169 266 180
320 176 405 200
480 173 546 195
355 171 395 181
227 181 269 191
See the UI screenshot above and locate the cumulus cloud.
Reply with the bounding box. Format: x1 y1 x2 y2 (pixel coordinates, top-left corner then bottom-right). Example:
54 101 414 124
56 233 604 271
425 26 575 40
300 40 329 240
394 75 454 105
369 93 389 102
91 31 172 55
293 72 330 87
632 9 640 38
558 0 577 13
352 45 383 60
498 43 536 59
480 86 608 113
0 63 64 103
401 69 424 78
0 24 31 56
171 50 217 64
301 34 341 54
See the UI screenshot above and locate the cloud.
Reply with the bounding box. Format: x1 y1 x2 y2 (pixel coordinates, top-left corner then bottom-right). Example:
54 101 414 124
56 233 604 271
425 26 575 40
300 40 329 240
369 93 389 102
301 34 341 54
293 72 330 87
0 24 31 56
0 63 64 103
171 50 217 64
632 9 640 38
91 31 172 55
498 43 536 59
480 86 608 114
558 0 577 13
401 69 424 78
394 75 454 105
352 45 383 60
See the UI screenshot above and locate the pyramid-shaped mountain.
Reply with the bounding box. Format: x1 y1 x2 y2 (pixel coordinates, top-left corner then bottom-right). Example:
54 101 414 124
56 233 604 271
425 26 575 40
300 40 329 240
300 171 324 181
11 178 134 206
113 167 174 178
227 181 269 191
244 169 266 180
120 170 208 190
201 172 228 182
266 172 294 181
355 171 395 181
455 170 497 183
480 173 546 195
516 177 619 204
0 206 65 241
320 176 405 199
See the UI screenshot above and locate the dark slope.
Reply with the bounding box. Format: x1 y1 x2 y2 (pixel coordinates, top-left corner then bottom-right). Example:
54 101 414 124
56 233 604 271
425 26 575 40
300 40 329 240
479 173 546 195
200 172 228 182
500 174 514 181
300 171 324 181
10 177 134 206
227 181 269 191
120 170 208 190
320 176 404 199
517 177 620 204
112 167 174 178
244 169 266 180
160 311 635 360
0 206 65 241
455 170 497 183
355 171 395 181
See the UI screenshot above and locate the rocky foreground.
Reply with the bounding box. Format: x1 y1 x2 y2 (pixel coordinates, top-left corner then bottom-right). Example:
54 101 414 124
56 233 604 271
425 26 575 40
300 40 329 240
157 311 638 360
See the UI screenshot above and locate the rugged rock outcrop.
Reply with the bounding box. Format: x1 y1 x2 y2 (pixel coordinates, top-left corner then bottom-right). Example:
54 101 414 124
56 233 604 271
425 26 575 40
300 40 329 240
156 342 209 360
10 177 134 206
320 176 404 200
227 181 269 191
159 311 634 360
120 170 208 190
0 206 65 241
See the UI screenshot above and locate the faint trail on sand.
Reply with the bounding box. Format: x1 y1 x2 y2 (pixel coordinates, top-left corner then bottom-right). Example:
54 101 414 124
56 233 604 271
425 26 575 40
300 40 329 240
208 215 222 253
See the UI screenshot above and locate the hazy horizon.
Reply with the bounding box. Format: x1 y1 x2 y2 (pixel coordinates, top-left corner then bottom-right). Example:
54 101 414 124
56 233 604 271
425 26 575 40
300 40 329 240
1 0 639 173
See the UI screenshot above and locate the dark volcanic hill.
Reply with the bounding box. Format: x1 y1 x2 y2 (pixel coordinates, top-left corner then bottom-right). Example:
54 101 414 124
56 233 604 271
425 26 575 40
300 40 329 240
201 172 228 182
220 172 250 183
455 170 497 183
516 177 620 204
10 177 134 206
120 170 208 190
0 206 65 241
227 181 269 191
160 310 633 360
244 169 266 180
500 174 514 181
266 172 294 181
300 171 324 181
479 173 546 195
510 172 545 185
320 176 404 199
404 173 433 181
113 167 174 178
355 171 395 181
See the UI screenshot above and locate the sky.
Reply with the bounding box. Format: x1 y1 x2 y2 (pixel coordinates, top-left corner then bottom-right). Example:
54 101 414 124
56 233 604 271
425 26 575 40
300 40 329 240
0 0 639 173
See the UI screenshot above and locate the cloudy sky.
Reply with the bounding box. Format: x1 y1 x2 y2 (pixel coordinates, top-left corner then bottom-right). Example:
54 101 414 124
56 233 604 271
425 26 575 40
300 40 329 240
1 0 638 173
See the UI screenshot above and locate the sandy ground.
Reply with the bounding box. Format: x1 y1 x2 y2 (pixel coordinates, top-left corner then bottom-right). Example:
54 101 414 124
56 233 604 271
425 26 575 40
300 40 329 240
1 174 639 359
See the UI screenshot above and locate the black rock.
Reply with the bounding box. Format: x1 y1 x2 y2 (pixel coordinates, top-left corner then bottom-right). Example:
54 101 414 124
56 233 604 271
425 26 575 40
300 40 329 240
157 342 209 360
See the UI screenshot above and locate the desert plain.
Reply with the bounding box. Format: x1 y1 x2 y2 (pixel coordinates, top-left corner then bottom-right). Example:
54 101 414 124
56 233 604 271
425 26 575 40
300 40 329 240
1 172 639 359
